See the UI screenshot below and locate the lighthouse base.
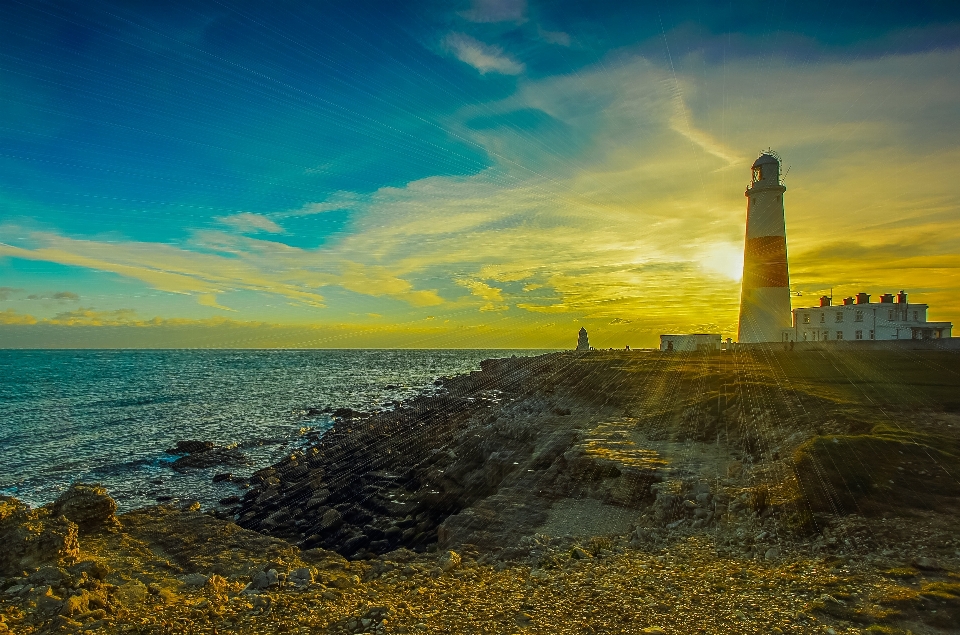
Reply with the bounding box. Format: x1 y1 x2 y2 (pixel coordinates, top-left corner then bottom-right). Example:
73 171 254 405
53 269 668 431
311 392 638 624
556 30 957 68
738 286 793 343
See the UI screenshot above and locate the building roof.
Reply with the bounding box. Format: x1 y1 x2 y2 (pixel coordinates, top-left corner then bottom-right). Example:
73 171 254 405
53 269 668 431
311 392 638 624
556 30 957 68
793 302 929 311
752 153 779 168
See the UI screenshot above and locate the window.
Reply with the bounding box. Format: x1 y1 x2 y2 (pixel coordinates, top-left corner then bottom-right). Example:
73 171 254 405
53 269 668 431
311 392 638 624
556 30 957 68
837 331 843 340
855 330 863 340
869 330 874 339
820 313 825 323
824 331 830 340
889 310 894 320
836 312 844 323
855 310 863 322
803 332 808 341
913 311 919 321
803 314 810 324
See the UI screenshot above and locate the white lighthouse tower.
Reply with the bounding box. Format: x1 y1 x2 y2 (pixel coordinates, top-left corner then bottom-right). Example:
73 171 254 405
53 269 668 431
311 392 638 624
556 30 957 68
737 152 793 343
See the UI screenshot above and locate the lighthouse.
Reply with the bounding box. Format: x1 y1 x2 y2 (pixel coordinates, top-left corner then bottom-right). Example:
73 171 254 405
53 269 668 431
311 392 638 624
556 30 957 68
737 152 792 343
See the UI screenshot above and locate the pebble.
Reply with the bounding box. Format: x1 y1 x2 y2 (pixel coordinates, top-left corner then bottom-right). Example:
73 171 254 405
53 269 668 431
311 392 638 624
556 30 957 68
439 551 461 572
913 556 941 570
180 573 208 587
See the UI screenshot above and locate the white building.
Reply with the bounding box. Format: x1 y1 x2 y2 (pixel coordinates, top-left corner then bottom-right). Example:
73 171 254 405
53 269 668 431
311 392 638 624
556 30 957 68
784 291 952 343
660 334 722 352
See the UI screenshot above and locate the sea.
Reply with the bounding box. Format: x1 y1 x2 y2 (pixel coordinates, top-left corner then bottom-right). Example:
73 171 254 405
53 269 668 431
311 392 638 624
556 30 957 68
0 349 546 512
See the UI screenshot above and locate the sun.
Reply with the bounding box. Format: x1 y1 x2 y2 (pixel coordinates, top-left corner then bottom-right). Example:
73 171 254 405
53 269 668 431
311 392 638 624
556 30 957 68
700 243 744 282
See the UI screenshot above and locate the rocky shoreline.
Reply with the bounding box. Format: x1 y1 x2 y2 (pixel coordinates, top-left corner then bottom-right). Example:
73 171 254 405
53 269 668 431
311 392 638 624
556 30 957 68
3 349 960 633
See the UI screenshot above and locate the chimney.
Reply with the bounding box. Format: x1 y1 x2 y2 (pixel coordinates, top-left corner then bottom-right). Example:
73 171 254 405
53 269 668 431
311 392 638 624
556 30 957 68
820 296 831 307
880 293 894 304
843 297 854 305
896 290 908 304
856 292 870 304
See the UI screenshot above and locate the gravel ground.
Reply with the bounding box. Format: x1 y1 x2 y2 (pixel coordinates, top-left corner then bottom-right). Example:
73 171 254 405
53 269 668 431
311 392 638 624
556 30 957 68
3 517 958 635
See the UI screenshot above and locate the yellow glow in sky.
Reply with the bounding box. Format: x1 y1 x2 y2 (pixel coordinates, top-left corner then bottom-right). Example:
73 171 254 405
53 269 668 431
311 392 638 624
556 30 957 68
1 26 959 348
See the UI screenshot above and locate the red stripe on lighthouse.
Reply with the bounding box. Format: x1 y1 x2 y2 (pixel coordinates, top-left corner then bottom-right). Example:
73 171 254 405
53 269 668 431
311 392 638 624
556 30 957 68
743 236 789 288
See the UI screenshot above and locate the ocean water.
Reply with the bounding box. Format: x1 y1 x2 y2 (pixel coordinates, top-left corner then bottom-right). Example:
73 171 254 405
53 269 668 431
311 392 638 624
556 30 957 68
0 349 544 511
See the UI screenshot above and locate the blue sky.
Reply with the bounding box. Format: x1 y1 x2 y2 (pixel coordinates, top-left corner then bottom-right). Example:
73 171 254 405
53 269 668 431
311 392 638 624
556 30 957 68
2 0 960 347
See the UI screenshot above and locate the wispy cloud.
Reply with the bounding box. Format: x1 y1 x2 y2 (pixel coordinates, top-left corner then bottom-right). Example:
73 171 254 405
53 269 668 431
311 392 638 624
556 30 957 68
216 212 284 234
0 287 23 301
46 307 139 326
537 26 571 47
25 290 80 301
0 237 323 310
459 0 526 23
457 279 507 312
339 262 443 307
443 33 524 75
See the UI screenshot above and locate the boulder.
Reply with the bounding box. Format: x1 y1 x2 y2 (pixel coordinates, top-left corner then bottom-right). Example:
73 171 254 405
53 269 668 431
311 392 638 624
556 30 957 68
288 568 314 588
245 568 279 593
343 534 371 556
571 546 592 560
59 589 93 617
69 560 110 581
913 557 941 571
29 565 67 587
0 496 80 576
320 508 343 531
306 489 331 510
607 469 655 507
172 447 247 470
166 440 215 454
32 586 64 615
652 492 682 523
180 573 209 587
368 539 390 553
113 580 148 607
50 483 120 533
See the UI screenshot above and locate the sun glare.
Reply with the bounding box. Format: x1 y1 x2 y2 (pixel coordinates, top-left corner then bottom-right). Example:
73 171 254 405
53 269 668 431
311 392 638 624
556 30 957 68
700 243 744 281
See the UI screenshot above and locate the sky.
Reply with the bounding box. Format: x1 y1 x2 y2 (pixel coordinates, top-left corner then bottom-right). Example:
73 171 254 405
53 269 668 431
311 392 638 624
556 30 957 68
1 0 960 348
